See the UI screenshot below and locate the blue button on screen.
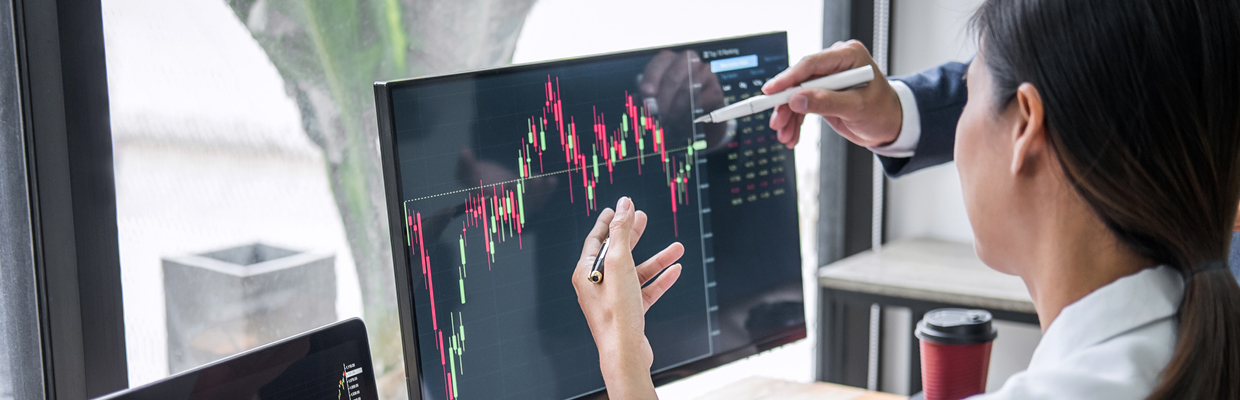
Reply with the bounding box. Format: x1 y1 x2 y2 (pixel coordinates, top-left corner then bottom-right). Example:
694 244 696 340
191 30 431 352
709 54 758 73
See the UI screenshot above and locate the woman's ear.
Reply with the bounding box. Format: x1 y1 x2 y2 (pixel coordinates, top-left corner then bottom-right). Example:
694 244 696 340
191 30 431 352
1011 83 1047 175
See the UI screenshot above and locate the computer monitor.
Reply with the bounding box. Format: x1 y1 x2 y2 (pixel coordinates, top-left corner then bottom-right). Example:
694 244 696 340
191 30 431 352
374 32 804 400
94 318 378 400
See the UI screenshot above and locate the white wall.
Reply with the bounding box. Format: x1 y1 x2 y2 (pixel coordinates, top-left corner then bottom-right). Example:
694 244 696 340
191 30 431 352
882 0 1041 394
885 0 980 245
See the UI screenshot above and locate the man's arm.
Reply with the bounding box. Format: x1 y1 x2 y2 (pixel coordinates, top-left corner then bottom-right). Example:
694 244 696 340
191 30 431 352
874 62 970 177
764 41 969 178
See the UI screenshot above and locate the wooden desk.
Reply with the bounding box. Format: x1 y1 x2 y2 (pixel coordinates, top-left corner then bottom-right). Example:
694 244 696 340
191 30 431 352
817 239 1037 394
693 377 907 400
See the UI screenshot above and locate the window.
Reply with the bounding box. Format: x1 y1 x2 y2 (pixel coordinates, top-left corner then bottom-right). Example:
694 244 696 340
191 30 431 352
105 1 535 398
104 0 824 399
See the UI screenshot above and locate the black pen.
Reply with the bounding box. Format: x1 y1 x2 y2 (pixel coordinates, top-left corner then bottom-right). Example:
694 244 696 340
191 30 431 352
589 238 610 284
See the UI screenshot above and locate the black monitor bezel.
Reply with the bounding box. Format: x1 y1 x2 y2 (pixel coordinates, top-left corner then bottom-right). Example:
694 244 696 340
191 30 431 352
373 31 806 400
92 318 376 400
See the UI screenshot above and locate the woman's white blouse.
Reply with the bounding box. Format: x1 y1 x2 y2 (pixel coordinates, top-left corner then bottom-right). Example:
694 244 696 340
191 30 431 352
974 266 1184 399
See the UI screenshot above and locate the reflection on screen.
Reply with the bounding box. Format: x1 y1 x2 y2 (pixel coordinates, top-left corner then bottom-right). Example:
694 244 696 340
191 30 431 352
388 33 803 400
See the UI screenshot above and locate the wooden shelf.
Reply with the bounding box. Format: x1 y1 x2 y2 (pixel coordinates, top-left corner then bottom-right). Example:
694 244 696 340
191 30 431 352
818 238 1035 314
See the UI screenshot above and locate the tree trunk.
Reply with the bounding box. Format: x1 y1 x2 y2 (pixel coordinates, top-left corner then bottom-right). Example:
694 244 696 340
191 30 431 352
222 1 536 397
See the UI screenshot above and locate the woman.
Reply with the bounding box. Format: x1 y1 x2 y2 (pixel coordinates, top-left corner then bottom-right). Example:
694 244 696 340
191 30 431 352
571 0 1240 398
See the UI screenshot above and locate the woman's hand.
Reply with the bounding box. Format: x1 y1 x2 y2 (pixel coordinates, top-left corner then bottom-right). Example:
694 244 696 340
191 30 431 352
764 40 903 149
572 197 684 399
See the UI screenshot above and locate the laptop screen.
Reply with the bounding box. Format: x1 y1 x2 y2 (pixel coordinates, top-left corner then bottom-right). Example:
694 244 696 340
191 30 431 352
95 319 378 400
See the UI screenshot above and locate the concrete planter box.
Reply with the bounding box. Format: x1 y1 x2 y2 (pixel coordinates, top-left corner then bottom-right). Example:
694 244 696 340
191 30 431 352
163 243 336 374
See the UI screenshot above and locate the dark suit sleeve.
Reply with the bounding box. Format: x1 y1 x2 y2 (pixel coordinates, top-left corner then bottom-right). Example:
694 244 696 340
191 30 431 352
877 61 970 177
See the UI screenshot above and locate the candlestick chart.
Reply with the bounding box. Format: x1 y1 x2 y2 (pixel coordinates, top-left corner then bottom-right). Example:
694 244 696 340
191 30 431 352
337 370 345 400
400 73 710 400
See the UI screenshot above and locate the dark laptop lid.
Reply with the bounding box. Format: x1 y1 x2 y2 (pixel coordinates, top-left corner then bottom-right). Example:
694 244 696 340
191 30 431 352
94 318 378 400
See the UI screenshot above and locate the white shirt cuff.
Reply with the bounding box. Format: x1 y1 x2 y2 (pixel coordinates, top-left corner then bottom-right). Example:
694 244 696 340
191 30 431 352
868 80 921 158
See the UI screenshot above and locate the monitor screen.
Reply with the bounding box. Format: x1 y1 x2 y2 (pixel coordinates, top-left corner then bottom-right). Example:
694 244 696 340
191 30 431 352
375 32 804 400
95 319 378 400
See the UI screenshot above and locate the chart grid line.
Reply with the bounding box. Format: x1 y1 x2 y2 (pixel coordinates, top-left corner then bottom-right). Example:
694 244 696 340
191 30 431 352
403 144 694 203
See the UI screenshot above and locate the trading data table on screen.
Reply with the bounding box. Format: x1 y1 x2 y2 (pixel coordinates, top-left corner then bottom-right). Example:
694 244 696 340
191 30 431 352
388 33 800 400
217 341 372 400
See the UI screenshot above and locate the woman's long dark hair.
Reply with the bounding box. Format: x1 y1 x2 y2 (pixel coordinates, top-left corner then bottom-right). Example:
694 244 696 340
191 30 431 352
973 0 1240 398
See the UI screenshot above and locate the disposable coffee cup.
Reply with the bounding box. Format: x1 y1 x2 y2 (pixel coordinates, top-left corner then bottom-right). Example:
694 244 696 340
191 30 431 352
915 309 998 400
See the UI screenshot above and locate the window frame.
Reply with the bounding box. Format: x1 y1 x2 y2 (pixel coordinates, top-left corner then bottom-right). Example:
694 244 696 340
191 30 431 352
815 0 890 385
13 0 129 398
0 0 43 397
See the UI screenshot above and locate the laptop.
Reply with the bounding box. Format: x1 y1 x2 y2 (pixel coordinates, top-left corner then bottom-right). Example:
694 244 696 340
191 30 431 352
95 318 379 400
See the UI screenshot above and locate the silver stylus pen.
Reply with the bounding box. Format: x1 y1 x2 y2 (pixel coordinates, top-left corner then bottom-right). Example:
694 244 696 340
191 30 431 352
693 65 875 124
589 238 609 284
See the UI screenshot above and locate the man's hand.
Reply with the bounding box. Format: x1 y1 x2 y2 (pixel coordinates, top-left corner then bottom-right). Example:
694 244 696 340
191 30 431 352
764 40 904 149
